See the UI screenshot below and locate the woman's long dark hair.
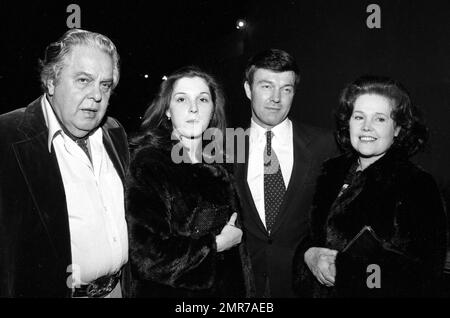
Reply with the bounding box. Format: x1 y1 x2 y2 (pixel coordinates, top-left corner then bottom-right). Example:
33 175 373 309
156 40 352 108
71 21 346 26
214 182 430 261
130 65 227 153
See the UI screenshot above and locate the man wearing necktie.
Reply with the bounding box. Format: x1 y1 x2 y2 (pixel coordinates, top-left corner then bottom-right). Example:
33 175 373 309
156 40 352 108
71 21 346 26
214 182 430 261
234 49 337 297
0 29 129 297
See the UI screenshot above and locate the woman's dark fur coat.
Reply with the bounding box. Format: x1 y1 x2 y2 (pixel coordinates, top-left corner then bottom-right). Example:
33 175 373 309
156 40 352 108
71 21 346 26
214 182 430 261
125 141 254 298
293 149 447 297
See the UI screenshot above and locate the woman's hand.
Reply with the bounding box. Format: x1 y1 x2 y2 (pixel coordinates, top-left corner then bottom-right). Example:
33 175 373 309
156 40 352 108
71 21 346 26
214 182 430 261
215 213 243 252
304 247 338 287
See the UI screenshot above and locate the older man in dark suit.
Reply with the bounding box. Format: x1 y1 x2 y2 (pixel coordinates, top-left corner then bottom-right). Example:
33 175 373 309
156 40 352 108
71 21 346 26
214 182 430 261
0 29 129 297
234 49 337 297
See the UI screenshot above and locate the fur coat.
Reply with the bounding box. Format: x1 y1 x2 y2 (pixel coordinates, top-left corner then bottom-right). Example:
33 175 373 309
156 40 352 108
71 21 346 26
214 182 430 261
125 140 254 298
293 149 447 297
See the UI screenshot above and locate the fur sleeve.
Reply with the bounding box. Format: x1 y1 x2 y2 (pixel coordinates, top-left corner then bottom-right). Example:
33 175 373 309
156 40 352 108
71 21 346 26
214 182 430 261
292 158 345 296
393 171 447 295
292 161 332 296
334 169 448 297
126 149 218 290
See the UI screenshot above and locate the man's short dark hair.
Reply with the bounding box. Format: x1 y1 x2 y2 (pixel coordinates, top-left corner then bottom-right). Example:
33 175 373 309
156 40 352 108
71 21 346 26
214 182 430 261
244 48 300 87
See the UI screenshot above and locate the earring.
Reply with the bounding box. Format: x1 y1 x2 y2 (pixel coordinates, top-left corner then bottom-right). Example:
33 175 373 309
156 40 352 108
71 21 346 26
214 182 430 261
167 116 171 121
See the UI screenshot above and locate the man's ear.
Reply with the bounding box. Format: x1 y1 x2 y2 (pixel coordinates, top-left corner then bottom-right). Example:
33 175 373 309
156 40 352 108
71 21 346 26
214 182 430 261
47 79 55 96
244 81 252 100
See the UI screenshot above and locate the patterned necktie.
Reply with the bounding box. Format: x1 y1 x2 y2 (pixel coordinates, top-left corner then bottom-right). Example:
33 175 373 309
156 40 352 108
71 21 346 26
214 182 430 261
75 138 92 162
264 130 286 233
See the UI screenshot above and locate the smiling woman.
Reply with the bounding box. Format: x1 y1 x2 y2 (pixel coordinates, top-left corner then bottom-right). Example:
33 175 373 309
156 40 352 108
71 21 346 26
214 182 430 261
293 75 447 298
349 94 401 170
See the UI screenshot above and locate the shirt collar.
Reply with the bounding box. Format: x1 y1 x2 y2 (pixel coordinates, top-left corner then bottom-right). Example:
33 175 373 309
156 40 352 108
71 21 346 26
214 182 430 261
41 94 103 153
250 117 292 145
250 118 267 144
42 94 63 153
271 118 291 145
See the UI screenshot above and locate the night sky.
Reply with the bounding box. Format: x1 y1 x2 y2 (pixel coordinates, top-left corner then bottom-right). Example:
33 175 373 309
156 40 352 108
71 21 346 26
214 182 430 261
0 1 251 131
1 1 449 203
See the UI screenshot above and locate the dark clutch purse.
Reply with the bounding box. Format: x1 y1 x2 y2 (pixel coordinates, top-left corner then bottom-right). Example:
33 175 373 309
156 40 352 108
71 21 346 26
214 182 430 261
336 226 385 295
337 225 414 296
341 225 384 258
341 225 407 258
191 204 232 239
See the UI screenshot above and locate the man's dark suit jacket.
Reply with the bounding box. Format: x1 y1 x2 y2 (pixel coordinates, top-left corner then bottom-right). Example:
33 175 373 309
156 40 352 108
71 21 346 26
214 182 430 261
234 121 337 297
0 97 130 297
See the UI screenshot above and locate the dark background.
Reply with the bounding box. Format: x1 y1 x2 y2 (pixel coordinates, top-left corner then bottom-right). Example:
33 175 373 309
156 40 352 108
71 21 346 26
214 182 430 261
1 0 449 203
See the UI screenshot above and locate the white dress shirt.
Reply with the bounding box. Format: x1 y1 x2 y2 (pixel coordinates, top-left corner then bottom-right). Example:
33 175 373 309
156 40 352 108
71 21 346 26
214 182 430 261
247 118 294 228
42 96 128 285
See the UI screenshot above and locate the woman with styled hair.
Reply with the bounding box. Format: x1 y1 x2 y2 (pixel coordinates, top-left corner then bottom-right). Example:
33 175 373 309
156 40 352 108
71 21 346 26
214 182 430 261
293 75 447 297
125 66 254 297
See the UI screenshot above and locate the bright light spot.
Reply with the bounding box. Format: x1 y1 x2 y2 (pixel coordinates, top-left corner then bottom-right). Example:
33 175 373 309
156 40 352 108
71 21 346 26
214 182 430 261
236 19 246 30
162 75 168 81
144 74 149 79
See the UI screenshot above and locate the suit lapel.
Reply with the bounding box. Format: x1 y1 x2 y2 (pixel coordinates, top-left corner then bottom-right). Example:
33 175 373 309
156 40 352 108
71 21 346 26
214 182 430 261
102 126 127 183
270 124 313 236
13 99 71 261
235 135 268 235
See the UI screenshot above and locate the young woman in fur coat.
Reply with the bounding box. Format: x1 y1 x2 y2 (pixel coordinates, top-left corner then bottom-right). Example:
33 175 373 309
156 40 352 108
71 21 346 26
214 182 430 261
293 76 447 297
125 66 254 297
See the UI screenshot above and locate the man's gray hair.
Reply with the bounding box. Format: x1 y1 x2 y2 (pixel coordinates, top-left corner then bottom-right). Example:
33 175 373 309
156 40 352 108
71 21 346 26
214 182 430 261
39 28 120 93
